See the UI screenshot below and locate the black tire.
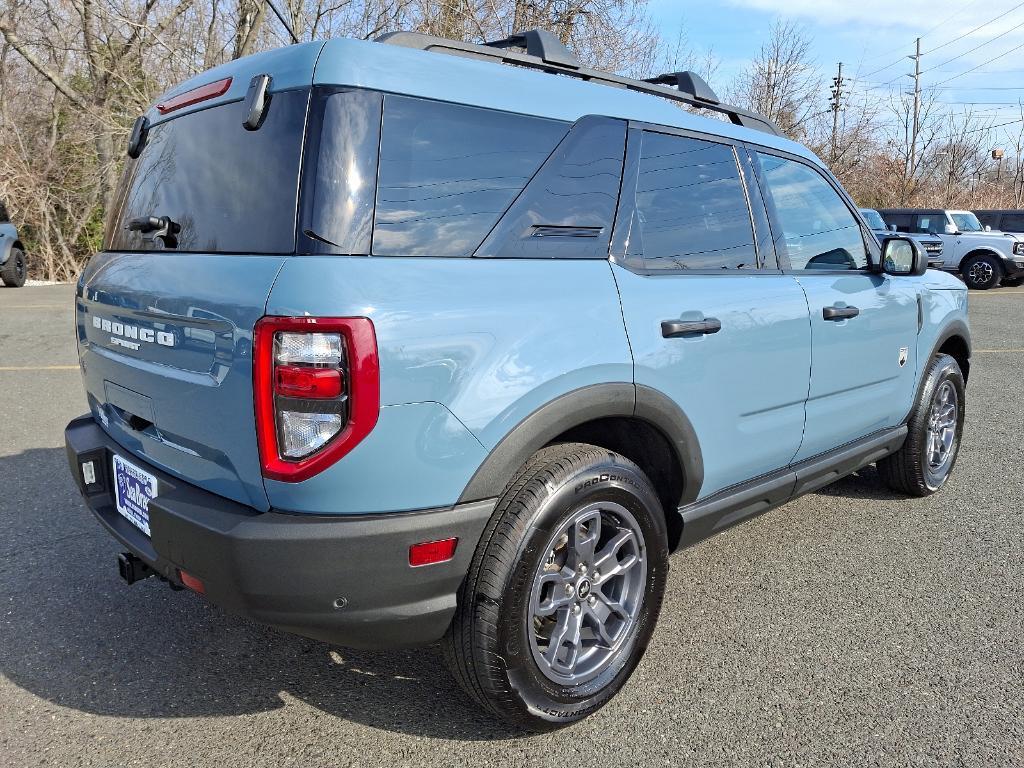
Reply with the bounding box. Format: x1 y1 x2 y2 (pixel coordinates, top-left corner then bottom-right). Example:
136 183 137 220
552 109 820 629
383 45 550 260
442 443 669 731
961 253 1002 290
1 247 26 287
879 353 965 497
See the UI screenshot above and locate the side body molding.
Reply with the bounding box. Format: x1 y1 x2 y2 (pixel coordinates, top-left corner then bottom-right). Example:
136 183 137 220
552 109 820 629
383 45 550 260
458 383 704 505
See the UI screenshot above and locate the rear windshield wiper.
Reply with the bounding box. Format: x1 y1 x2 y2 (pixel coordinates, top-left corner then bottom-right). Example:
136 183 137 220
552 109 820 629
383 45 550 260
127 215 180 248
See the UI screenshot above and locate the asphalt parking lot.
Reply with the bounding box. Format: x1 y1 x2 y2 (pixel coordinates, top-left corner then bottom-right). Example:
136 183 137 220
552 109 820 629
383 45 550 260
1 283 1022 767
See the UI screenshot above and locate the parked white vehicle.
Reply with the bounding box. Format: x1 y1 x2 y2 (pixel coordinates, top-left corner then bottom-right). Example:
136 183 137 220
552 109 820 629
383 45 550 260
878 208 1024 289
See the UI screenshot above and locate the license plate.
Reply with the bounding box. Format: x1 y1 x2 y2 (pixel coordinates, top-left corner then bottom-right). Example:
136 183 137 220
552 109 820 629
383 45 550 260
112 454 157 536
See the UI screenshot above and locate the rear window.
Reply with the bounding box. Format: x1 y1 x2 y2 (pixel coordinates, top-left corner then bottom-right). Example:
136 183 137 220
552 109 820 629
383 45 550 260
105 89 309 254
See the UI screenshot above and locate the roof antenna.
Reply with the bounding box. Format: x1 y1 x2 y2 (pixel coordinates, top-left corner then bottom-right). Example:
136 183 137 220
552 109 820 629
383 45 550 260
266 0 300 44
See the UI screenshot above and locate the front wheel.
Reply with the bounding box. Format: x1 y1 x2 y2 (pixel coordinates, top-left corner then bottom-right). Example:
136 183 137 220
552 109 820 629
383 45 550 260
443 443 668 730
961 254 1002 290
879 353 965 496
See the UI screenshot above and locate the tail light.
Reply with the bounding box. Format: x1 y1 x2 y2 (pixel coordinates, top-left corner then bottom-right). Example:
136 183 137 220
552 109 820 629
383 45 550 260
254 317 379 482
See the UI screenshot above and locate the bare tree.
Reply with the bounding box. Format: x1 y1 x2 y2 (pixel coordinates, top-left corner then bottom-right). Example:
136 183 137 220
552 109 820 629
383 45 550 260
729 19 821 141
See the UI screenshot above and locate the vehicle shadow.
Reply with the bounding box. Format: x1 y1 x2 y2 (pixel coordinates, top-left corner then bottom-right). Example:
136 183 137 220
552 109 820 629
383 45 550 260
0 447 522 741
0 446 901 738
812 465 906 501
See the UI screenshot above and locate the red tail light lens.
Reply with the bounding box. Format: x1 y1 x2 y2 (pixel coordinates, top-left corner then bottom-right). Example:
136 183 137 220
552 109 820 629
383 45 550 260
254 317 379 482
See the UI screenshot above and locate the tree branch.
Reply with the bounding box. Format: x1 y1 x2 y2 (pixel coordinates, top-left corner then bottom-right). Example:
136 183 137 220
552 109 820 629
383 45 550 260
0 15 86 109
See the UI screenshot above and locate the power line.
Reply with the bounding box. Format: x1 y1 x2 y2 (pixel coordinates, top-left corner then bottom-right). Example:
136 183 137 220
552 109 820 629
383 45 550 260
921 16 1024 73
933 38 1024 86
922 0 1024 54
860 0 1024 79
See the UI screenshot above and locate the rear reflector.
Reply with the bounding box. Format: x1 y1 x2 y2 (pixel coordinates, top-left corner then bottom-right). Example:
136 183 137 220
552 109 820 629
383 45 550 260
157 77 232 115
409 538 458 567
178 569 205 594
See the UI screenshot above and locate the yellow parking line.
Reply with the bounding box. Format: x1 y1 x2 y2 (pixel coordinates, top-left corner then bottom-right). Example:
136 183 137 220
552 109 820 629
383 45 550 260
0 365 79 371
969 291 1024 296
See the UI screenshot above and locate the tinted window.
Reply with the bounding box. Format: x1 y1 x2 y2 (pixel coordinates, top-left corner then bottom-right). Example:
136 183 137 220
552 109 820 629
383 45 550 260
755 153 867 270
475 116 625 259
373 96 568 257
107 89 309 253
304 89 382 254
1001 213 1024 232
951 212 983 232
629 131 756 270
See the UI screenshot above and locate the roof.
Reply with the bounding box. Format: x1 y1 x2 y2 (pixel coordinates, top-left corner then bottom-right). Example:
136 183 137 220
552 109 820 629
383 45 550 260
146 35 818 166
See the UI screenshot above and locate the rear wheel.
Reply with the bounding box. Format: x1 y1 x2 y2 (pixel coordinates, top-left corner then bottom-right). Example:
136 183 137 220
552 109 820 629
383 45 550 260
879 354 965 496
0 247 26 287
961 254 1002 290
443 443 668 730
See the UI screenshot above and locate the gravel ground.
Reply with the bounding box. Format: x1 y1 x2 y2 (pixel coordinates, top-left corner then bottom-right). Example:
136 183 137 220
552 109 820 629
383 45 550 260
0 284 1021 767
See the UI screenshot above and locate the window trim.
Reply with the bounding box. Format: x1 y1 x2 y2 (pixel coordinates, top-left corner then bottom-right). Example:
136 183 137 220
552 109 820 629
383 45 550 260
743 143 880 275
609 121 769 276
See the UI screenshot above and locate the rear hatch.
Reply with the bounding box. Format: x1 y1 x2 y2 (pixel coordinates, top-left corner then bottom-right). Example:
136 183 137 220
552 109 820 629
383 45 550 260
76 59 317 511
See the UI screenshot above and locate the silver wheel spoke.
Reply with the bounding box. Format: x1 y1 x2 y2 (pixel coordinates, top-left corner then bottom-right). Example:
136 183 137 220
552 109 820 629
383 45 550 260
593 529 638 583
532 569 575 616
544 607 582 675
568 511 601 568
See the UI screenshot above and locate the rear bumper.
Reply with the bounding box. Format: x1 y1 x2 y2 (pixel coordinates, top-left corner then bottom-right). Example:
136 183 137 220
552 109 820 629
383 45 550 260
65 415 494 649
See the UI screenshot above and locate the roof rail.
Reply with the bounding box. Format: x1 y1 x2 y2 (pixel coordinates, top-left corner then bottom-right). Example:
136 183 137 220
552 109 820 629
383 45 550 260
375 30 782 136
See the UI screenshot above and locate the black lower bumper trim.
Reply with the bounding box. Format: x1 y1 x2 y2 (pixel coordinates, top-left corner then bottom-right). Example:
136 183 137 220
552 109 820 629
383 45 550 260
65 414 495 649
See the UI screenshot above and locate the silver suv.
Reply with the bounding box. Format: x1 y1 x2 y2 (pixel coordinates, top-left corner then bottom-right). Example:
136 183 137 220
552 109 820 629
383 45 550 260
0 201 26 288
878 208 1024 289
860 209 943 268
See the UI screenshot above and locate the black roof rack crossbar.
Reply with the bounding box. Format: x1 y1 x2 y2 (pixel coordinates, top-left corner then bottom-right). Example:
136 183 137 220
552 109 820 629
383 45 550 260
375 30 782 136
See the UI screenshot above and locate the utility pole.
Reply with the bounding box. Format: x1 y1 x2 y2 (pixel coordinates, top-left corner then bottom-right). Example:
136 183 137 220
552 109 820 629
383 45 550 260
829 61 844 164
908 37 922 190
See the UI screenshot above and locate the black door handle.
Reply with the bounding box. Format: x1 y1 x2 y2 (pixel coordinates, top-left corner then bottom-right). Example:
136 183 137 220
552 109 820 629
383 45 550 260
661 317 722 337
823 305 860 321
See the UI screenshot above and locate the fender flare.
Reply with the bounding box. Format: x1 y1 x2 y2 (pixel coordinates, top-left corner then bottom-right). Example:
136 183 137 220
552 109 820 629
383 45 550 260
908 319 972 422
457 383 704 506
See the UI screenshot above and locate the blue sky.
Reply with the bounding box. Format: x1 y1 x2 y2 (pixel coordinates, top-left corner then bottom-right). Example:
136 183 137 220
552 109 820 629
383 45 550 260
647 0 1024 132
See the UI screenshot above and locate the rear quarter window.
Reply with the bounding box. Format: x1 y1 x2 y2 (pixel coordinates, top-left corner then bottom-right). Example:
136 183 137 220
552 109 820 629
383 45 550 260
372 96 568 257
106 89 309 254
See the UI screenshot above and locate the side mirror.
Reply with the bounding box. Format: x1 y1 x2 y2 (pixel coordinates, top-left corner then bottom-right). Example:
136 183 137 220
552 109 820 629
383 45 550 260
944 223 958 235
889 224 898 231
984 224 992 231
879 236 926 277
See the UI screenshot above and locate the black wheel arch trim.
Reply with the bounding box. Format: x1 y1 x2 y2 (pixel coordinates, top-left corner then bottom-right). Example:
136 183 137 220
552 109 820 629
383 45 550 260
958 249 1006 272
457 383 704 506
905 320 971 424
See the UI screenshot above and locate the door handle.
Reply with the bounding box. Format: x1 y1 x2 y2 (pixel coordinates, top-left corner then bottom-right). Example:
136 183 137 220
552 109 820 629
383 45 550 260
822 305 860 321
661 317 722 337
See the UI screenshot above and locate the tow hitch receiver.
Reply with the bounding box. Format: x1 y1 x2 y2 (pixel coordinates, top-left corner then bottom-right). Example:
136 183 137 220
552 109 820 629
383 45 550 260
118 552 155 585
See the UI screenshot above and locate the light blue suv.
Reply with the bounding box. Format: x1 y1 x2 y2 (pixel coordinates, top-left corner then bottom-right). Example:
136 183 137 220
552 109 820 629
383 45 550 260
65 30 971 730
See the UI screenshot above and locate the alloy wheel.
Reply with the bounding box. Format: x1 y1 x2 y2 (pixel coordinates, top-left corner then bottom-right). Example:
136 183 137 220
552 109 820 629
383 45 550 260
528 501 647 686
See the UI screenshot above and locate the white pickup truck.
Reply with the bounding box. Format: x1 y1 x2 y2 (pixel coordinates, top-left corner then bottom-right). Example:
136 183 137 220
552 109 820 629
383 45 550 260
878 208 1024 290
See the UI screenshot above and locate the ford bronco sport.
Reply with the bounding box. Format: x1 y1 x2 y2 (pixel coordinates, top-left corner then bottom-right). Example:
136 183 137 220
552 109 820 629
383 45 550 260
65 30 971 730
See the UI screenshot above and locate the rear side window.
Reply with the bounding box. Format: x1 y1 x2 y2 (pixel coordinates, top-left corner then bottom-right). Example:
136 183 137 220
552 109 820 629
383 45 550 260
754 152 867 270
626 131 757 270
106 89 309 254
474 116 625 259
372 96 568 257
